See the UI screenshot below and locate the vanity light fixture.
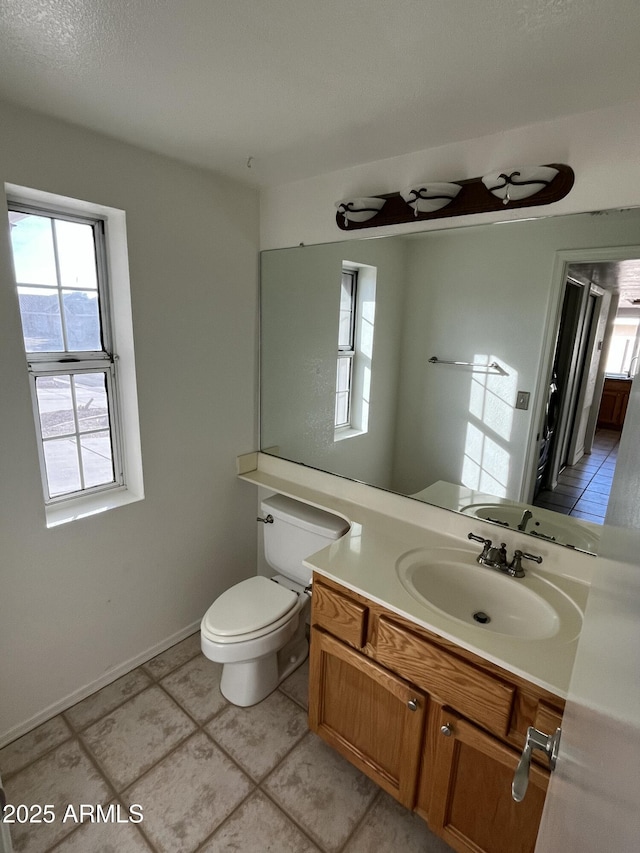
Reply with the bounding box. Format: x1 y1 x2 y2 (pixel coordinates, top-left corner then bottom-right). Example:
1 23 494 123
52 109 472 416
334 164 573 231
481 166 560 205
400 182 462 216
335 197 386 227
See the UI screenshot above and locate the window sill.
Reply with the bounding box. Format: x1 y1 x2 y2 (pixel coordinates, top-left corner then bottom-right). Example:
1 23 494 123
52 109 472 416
45 487 143 528
334 427 367 443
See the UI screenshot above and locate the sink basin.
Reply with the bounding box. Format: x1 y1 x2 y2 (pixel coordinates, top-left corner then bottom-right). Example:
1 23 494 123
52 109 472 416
460 503 600 553
396 547 583 640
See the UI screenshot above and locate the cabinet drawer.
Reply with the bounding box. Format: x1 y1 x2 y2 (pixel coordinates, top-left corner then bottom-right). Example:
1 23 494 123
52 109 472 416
376 617 514 737
312 581 368 648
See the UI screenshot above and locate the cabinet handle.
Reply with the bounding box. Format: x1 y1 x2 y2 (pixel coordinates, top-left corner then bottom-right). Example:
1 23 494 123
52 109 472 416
407 698 419 711
512 726 561 802
440 723 452 736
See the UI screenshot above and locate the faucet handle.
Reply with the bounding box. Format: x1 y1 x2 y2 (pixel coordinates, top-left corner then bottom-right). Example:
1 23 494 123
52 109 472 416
468 532 491 546
521 551 543 564
506 549 543 578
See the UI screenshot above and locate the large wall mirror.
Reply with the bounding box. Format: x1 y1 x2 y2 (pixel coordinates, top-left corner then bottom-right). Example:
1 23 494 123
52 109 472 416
260 208 640 555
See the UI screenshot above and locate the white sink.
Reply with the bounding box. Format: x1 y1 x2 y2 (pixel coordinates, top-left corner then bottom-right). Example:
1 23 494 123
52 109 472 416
460 502 600 553
396 546 583 641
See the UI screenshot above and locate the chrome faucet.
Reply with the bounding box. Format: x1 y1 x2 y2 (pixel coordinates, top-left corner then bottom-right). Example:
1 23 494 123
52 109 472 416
517 509 533 532
468 533 542 578
468 533 507 569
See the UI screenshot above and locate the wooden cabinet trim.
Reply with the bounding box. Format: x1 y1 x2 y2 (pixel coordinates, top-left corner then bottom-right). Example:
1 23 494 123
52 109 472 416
429 706 549 853
312 580 368 648
312 574 565 713
309 626 426 807
376 616 515 738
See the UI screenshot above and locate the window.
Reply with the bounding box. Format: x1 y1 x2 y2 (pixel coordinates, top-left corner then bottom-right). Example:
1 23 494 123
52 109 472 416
605 315 640 376
6 186 143 525
335 269 357 428
334 263 377 440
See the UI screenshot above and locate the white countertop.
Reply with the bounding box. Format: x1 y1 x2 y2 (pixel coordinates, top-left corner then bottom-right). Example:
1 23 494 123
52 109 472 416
239 452 594 698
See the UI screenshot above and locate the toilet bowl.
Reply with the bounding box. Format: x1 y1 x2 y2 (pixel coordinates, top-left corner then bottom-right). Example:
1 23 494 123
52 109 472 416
201 494 349 707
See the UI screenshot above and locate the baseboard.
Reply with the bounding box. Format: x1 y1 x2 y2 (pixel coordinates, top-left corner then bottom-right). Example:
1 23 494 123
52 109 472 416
0 620 201 749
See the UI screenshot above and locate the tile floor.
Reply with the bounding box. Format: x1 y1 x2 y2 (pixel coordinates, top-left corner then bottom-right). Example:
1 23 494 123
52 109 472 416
1 634 454 853
534 428 620 524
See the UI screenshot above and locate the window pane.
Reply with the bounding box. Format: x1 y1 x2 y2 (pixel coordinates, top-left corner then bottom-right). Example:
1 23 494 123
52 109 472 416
74 373 110 432
17 286 64 352
36 372 116 498
63 290 101 351
336 357 352 393
9 213 57 286
338 275 355 349
36 376 75 438
335 391 349 426
81 431 115 488
55 220 98 290
43 437 81 497
335 356 352 427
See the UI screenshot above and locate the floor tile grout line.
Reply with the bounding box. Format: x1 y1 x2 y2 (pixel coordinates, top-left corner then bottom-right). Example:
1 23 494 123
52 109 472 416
190 786 257 853
35 734 133 853
0 640 203 780
336 788 383 853
0 726 76 783
535 432 619 521
187 724 341 853
5 656 310 851
253 782 338 853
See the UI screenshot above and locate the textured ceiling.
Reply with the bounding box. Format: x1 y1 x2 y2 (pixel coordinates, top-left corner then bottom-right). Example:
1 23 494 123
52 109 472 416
1 0 640 187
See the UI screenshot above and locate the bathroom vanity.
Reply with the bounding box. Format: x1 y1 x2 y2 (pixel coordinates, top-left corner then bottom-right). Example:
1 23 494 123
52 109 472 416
310 575 561 853
238 452 593 853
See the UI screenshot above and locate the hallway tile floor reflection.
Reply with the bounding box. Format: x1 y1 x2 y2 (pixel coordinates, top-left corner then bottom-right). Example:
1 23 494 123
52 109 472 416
534 429 620 524
0 634 453 853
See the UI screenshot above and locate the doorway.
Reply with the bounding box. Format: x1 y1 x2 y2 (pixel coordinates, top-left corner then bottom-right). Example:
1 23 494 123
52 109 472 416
532 254 640 524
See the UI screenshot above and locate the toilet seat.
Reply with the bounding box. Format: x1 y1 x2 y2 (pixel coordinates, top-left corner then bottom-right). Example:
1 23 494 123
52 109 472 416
201 576 299 644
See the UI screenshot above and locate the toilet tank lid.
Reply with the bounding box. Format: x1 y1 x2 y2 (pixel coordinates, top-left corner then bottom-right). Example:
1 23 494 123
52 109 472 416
261 494 349 540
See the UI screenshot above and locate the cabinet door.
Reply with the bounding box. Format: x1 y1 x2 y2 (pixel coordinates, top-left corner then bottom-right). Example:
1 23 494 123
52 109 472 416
309 626 426 808
429 706 549 853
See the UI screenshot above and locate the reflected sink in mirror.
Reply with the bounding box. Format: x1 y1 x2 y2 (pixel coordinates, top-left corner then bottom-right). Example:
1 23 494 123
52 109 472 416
460 502 600 553
396 547 583 641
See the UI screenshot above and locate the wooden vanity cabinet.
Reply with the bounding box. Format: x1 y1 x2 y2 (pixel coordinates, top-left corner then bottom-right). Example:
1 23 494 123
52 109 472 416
308 627 426 806
427 706 548 853
309 574 564 853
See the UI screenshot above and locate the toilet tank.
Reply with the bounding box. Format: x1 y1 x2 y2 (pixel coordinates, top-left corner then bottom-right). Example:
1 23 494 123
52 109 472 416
261 494 349 585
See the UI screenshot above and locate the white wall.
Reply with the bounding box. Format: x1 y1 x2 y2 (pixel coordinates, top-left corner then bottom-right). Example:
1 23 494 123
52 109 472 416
261 238 407 489
392 211 640 499
0 101 260 744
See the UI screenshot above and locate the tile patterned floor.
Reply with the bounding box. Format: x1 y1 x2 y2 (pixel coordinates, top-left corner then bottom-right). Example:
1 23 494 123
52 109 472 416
534 428 620 524
1 634 453 853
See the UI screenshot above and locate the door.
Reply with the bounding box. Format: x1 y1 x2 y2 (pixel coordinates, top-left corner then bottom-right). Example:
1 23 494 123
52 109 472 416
308 626 426 807
429 706 548 853
566 285 610 463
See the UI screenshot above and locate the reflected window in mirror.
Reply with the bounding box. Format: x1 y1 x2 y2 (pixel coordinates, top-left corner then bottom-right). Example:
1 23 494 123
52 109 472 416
605 314 640 376
335 268 357 428
334 262 377 442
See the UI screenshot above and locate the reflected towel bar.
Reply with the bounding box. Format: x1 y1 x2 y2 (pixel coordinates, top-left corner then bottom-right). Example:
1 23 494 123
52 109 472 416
429 356 507 375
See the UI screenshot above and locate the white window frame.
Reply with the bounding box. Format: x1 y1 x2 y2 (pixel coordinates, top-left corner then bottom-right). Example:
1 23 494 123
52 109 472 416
334 262 377 442
335 268 358 429
6 184 144 527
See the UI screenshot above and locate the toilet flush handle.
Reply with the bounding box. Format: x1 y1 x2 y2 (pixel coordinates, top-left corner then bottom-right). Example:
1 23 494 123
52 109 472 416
257 514 274 524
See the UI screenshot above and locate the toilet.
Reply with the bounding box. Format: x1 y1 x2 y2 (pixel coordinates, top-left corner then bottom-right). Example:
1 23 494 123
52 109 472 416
200 494 349 706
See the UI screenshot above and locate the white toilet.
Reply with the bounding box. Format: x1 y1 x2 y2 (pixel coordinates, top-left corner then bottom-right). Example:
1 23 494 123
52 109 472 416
200 494 349 706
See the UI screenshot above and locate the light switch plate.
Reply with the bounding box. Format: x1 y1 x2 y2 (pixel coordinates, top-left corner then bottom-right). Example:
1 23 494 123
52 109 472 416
516 391 530 410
